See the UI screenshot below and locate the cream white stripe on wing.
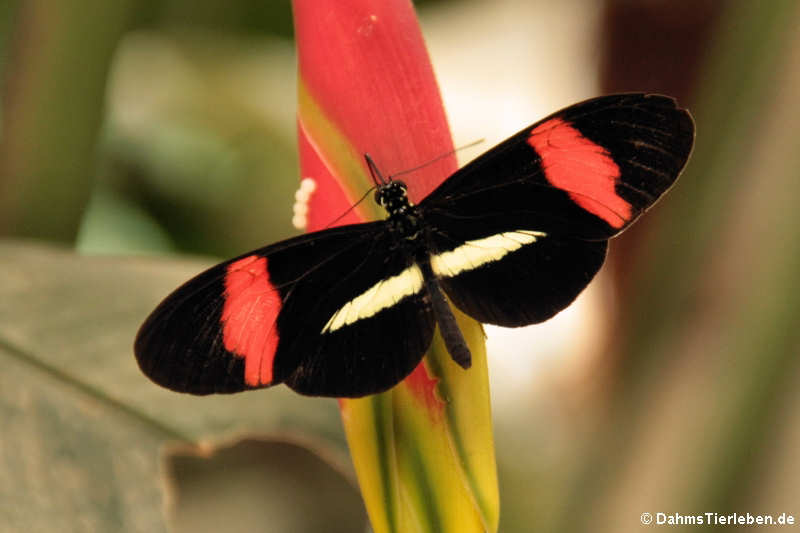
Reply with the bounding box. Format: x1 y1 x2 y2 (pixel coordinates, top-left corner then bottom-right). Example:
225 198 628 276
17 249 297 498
321 230 546 334
430 230 546 278
322 264 425 333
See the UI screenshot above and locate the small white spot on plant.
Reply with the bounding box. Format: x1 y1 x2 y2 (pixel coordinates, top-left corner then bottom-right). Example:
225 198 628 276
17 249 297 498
357 14 379 36
292 177 317 230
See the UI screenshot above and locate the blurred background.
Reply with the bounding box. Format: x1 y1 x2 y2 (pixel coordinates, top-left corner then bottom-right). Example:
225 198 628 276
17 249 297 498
1 0 799 531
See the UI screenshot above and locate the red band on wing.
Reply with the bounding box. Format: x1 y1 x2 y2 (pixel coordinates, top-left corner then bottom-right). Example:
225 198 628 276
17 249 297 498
222 255 281 387
528 118 629 228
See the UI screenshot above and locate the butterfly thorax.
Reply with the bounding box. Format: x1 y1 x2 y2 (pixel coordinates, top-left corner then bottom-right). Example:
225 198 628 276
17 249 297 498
376 179 426 251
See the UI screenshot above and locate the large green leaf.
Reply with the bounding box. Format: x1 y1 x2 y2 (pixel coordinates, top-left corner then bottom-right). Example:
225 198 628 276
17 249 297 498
0 241 366 532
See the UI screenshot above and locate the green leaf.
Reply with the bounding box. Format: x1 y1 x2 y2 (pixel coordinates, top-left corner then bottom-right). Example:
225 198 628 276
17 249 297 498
166 438 367 533
0 241 366 532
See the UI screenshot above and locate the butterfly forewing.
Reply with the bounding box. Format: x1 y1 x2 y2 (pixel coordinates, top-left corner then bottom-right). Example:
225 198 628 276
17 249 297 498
135 222 435 396
418 93 693 327
420 93 694 240
426 227 608 327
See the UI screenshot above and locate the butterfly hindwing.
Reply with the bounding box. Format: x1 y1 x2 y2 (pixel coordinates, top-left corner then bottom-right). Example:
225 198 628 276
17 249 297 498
426 226 608 327
135 222 435 397
273 233 435 397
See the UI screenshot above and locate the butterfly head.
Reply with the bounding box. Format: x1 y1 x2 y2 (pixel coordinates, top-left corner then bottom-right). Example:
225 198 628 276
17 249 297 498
375 180 411 215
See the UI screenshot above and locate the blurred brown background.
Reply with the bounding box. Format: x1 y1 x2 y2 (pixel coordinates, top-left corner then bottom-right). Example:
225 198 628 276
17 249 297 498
1 1 799 532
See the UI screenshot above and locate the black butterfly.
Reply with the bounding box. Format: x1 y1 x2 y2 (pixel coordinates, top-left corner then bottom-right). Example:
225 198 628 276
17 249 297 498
135 93 694 397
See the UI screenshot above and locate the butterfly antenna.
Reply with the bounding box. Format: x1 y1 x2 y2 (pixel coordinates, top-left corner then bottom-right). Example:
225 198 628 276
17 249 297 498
325 140 484 229
390 139 485 179
364 153 389 186
319 154 385 230
323 185 377 229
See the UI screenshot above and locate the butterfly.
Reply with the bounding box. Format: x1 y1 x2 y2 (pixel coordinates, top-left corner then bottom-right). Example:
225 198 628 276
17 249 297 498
135 93 694 398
